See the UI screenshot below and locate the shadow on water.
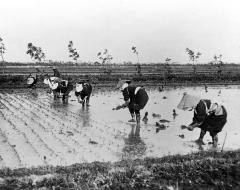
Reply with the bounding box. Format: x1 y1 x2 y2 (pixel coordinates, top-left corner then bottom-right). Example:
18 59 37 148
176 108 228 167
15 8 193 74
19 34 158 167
122 124 146 159
183 140 207 151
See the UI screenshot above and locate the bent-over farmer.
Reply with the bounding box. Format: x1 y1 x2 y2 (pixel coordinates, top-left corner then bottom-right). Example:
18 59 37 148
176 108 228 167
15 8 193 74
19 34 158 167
177 92 227 147
58 78 74 101
43 75 73 102
75 80 92 106
53 67 61 78
27 73 37 88
113 80 149 125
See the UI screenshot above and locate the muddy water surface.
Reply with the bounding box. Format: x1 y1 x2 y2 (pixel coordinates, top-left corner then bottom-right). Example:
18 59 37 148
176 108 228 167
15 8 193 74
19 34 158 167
0 85 239 168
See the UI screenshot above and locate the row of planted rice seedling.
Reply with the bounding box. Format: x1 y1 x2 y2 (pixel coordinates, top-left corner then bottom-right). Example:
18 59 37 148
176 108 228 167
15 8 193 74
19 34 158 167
0 90 132 168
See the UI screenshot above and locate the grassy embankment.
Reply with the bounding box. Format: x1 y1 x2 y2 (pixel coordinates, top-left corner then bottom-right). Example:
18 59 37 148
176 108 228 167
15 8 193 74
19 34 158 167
0 150 239 189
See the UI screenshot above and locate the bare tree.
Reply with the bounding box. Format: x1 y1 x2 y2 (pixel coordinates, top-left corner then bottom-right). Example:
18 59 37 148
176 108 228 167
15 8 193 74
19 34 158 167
0 37 5 62
68 41 80 63
164 58 172 82
131 46 142 76
97 49 113 75
213 54 223 64
26 43 46 62
214 54 223 76
186 48 201 73
131 46 139 63
97 49 113 64
186 48 201 63
0 37 6 74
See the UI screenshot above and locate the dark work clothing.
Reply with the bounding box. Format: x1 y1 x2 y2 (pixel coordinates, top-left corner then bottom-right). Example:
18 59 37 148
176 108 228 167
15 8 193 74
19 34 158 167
75 83 92 101
122 86 148 115
56 80 73 96
192 99 211 123
53 69 61 77
191 99 227 137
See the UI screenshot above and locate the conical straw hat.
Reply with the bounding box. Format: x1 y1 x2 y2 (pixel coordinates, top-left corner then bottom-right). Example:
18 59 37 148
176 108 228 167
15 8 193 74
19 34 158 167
177 92 200 111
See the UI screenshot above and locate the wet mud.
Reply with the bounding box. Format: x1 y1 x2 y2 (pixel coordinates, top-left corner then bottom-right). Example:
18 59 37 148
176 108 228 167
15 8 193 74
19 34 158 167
0 85 239 169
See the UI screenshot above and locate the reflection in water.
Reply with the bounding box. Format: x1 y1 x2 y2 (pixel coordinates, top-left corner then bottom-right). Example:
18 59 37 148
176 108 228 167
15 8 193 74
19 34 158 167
27 88 38 99
48 93 69 106
122 124 146 159
48 93 92 128
50 98 65 108
80 105 91 127
183 140 204 151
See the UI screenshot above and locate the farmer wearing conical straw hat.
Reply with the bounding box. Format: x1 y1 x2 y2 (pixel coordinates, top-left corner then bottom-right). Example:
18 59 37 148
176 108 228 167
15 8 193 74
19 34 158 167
177 92 227 147
113 79 149 125
53 67 61 78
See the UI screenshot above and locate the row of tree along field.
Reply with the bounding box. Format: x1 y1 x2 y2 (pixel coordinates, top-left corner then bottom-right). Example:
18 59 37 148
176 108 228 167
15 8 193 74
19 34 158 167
0 36 226 66
1 36 239 78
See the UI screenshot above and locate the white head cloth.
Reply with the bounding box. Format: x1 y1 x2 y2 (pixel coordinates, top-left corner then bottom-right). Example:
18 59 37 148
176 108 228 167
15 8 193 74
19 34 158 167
27 77 34 85
76 83 83 92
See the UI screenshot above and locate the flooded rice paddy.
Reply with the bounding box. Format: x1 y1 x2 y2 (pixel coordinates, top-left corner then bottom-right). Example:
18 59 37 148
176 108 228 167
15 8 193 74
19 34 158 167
0 85 239 168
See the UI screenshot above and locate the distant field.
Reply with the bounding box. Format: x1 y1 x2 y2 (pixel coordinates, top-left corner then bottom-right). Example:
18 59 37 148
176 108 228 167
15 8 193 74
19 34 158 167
1 63 240 89
1 63 240 76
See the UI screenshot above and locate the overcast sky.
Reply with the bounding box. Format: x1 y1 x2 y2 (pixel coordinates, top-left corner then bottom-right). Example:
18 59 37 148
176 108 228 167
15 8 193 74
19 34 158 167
1 0 240 63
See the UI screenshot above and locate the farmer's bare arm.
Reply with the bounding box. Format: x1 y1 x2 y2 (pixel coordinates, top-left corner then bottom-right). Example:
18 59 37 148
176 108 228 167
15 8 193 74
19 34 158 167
187 122 203 131
113 99 130 110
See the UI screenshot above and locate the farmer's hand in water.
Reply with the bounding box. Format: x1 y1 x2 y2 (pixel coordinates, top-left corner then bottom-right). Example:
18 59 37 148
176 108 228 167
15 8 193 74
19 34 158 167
113 105 122 110
181 125 193 131
187 125 194 131
181 125 187 129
